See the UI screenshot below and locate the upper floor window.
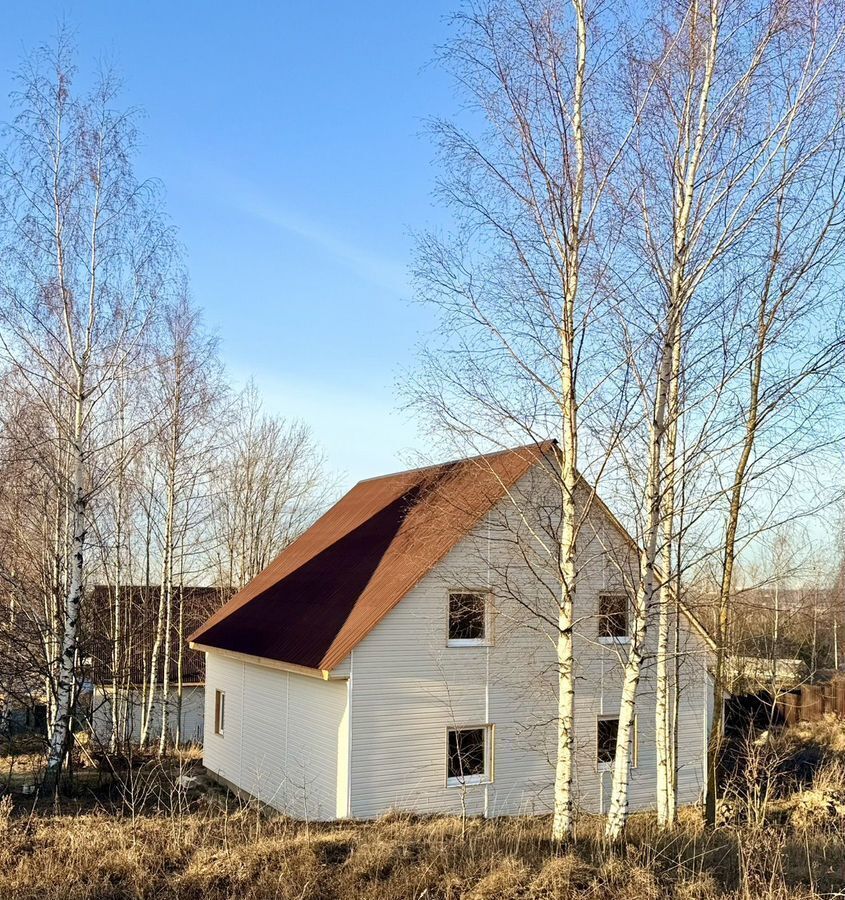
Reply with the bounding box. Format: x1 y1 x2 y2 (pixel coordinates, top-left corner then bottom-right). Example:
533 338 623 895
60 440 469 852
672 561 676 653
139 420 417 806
598 592 629 642
448 591 488 645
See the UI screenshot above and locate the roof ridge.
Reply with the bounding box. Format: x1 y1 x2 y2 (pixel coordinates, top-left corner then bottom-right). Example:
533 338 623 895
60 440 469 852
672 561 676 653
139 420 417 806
355 440 555 485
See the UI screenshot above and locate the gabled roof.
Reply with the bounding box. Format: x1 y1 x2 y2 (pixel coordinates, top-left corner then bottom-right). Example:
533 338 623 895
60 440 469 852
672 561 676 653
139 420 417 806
189 443 555 671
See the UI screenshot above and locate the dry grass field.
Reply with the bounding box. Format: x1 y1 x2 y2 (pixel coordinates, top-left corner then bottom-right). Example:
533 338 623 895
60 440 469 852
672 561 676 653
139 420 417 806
1 720 845 899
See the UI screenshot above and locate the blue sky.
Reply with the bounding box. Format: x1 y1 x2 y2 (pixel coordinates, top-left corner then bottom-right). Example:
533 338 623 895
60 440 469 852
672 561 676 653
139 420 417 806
0 2 458 487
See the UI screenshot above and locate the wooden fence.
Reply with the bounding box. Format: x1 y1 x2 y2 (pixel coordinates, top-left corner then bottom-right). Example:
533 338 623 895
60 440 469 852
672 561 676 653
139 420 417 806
777 678 845 725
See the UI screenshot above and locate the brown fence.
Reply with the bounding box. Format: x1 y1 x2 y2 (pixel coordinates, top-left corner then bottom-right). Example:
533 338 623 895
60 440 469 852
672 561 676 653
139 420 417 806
777 678 845 725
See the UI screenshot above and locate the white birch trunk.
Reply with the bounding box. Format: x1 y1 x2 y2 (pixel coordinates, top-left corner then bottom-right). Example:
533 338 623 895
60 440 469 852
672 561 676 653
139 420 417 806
45 390 86 779
552 462 577 841
110 487 124 752
175 543 186 748
605 336 669 839
670 587 681 823
655 546 671 823
550 0 588 843
140 539 169 748
656 319 681 827
175 585 184 748
158 499 174 755
158 574 172 754
110 581 121 752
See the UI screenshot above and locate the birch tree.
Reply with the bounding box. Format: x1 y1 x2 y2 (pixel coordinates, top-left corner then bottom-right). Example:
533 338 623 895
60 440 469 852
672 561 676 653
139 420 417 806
704 145 845 822
411 0 642 842
138 293 221 750
210 382 331 597
0 37 170 779
605 0 845 836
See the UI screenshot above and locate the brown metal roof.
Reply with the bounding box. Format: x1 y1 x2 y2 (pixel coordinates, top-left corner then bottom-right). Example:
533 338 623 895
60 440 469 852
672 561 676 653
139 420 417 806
189 443 555 671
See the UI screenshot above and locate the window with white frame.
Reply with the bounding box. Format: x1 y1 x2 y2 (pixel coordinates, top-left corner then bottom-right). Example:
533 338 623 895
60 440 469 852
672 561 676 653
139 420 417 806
448 591 488 645
446 726 492 786
596 715 637 770
598 592 629 642
214 689 226 736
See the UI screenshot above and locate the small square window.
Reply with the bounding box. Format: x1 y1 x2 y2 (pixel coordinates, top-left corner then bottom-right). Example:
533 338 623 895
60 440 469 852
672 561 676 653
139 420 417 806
598 593 629 641
214 689 225 736
597 716 637 770
447 726 491 786
448 591 487 645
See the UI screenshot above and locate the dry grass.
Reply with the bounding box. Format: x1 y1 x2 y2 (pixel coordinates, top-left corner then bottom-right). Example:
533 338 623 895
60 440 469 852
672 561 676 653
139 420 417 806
788 715 845 755
0 799 841 899
0 722 843 899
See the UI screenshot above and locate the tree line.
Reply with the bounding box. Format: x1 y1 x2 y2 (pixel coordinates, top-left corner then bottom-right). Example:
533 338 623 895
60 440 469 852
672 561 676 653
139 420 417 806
0 37 332 781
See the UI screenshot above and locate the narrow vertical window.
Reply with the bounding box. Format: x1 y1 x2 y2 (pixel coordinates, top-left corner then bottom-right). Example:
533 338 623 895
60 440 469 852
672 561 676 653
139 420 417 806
446 726 492 786
214 689 225 736
596 717 618 768
448 591 488 645
598 593 629 641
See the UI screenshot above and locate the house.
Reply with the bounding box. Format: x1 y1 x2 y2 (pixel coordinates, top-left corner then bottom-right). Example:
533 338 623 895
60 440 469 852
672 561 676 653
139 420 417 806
84 585 221 746
727 655 808 695
190 443 715 821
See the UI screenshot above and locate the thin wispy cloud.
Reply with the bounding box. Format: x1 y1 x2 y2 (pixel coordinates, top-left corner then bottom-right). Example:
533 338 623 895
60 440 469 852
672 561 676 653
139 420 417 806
215 172 408 294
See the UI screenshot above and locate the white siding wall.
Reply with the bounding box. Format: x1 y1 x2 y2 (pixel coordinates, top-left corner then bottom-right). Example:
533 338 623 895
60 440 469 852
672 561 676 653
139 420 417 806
347 476 713 819
202 653 349 820
89 685 205 746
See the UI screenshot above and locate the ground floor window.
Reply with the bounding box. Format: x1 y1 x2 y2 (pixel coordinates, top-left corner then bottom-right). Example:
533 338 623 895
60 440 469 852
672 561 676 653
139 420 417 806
214 689 225 735
597 715 637 770
446 725 492 786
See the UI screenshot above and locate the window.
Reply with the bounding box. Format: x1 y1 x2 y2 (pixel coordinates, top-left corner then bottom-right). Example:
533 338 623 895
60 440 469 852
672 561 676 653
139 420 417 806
447 726 492 786
596 716 637 770
598 593 629 641
448 591 488 645
214 690 225 736
596 717 617 767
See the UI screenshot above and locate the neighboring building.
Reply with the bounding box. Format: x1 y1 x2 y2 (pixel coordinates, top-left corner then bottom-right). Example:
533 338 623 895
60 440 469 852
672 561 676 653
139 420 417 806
85 585 220 746
727 655 808 695
190 443 715 821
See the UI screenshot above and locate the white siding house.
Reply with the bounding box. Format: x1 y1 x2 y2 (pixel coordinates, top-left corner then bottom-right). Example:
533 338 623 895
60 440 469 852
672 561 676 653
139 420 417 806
191 444 714 821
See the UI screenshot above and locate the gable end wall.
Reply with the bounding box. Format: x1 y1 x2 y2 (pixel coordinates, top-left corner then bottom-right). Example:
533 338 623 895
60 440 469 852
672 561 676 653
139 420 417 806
346 474 713 818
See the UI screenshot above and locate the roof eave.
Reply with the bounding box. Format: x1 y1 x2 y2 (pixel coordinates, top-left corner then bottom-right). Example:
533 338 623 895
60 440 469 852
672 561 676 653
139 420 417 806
189 642 342 681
